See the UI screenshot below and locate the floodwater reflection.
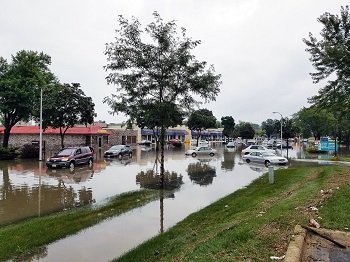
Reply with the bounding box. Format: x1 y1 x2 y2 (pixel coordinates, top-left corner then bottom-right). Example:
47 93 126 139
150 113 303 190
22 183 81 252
187 159 216 186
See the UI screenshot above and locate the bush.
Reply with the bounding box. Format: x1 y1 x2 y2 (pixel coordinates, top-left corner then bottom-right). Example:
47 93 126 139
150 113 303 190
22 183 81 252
20 144 39 159
0 146 19 160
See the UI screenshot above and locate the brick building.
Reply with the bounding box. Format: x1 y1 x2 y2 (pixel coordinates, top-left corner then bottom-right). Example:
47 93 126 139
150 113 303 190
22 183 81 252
0 125 111 152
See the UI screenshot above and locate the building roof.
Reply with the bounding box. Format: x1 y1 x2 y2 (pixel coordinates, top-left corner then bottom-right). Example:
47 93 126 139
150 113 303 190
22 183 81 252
0 125 110 135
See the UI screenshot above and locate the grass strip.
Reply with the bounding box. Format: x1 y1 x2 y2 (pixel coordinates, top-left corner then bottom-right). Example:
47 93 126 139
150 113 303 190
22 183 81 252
114 165 350 261
0 189 161 261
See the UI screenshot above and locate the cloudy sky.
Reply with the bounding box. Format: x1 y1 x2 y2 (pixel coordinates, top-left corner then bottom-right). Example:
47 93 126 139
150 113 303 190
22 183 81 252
1 1 348 125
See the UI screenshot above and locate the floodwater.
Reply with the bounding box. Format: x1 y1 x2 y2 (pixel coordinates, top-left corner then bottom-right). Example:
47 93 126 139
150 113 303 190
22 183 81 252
0 142 347 261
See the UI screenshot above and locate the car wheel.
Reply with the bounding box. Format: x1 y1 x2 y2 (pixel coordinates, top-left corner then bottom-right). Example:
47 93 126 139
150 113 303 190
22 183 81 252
69 161 75 170
191 152 197 157
118 154 122 160
245 159 251 163
265 160 270 167
209 153 214 156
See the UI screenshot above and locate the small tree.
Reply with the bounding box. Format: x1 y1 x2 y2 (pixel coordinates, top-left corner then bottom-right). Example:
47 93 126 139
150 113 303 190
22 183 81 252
39 83 96 148
234 122 255 140
261 119 276 138
221 116 235 140
187 109 217 145
104 12 221 187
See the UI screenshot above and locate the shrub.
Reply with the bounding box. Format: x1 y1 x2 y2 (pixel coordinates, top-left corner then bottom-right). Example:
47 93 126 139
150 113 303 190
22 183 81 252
20 144 39 159
0 146 19 160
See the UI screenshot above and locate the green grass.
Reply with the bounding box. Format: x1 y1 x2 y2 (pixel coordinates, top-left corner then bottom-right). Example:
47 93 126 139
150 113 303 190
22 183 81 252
0 189 161 261
114 165 350 261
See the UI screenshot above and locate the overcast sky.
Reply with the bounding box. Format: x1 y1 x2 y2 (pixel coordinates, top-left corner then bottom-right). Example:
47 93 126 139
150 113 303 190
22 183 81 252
1 1 348 126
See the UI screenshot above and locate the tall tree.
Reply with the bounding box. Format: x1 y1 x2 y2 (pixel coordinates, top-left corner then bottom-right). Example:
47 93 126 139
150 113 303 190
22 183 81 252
0 50 55 147
261 119 277 138
221 116 235 139
303 5 350 155
104 12 221 187
187 109 217 145
39 83 96 148
233 121 255 139
295 106 334 140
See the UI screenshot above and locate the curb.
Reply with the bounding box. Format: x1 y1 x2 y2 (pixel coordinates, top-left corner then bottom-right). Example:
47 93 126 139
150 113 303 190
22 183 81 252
284 225 307 262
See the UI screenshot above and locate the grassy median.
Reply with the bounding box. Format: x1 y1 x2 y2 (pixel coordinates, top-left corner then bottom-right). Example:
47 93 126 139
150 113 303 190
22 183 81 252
114 165 350 261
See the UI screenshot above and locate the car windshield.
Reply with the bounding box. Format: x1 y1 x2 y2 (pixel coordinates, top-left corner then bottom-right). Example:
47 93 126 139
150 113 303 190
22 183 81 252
57 148 75 156
110 145 124 150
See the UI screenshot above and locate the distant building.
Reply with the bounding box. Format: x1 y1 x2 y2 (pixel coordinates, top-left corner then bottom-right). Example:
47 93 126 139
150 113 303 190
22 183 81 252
0 125 110 151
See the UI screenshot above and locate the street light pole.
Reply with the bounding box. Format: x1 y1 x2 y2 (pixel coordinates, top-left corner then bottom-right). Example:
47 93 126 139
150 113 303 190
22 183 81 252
273 111 283 154
39 87 43 161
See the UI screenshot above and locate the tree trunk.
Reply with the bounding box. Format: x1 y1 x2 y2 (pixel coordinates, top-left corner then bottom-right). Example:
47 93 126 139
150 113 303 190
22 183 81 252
159 127 166 189
2 128 11 148
60 133 65 148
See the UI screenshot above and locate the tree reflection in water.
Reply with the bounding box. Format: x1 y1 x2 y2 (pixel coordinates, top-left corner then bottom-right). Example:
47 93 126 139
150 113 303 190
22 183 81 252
136 155 184 233
135 154 183 191
186 159 216 186
0 162 95 226
221 148 236 171
135 168 183 191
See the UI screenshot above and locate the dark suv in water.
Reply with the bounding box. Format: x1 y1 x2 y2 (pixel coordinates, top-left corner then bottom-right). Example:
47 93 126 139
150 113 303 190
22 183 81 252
103 145 132 159
46 146 94 169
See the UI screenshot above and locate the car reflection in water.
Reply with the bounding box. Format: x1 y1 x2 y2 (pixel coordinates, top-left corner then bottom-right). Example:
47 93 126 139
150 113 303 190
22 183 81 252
46 165 95 207
104 155 133 166
46 165 94 184
239 162 289 173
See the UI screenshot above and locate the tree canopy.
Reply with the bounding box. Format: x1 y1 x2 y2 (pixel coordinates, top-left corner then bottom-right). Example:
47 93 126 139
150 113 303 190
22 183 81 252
103 12 221 186
261 119 278 138
187 109 217 145
303 6 350 154
39 83 96 148
304 6 350 117
0 50 55 147
233 122 255 139
295 106 334 140
221 116 235 138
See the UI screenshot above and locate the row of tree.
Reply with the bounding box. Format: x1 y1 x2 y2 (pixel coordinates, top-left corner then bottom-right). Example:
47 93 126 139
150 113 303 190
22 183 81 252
0 51 96 148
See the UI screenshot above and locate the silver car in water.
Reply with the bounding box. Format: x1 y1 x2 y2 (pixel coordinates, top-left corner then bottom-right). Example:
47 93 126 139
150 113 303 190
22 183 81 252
242 151 288 166
185 146 217 157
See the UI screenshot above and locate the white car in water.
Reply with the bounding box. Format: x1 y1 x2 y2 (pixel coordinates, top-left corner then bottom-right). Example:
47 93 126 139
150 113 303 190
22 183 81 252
185 146 216 157
241 145 276 155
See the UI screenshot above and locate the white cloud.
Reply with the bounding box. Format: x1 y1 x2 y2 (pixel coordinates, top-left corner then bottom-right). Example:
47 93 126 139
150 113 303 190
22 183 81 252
1 0 348 125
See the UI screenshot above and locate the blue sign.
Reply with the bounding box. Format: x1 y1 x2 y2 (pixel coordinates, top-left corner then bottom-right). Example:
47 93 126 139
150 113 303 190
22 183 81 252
318 137 338 151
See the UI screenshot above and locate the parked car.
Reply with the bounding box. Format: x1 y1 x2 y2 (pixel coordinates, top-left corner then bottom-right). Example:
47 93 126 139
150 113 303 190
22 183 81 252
242 151 288 166
103 145 132 159
139 140 152 146
46 146 94 169
185 146 217 157
168 139 182 148
226 141 236 148
241 145 276 155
